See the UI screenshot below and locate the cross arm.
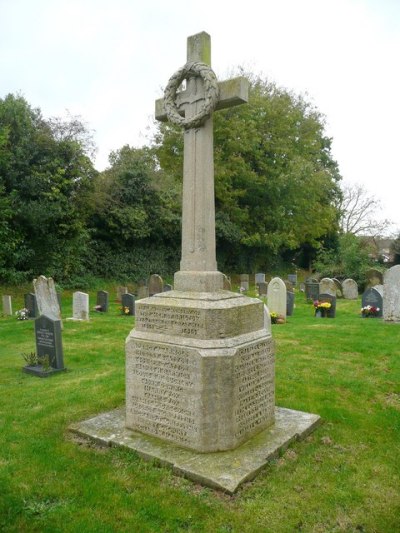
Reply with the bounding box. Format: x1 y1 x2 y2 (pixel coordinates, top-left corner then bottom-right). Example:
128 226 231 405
155 76 249 122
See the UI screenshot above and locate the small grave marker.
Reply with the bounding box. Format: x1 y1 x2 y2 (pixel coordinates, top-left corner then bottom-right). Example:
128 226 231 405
121 293 135 316
96 290 109 312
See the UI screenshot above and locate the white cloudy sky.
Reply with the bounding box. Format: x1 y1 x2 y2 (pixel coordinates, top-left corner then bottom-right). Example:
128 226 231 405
1 0 399 232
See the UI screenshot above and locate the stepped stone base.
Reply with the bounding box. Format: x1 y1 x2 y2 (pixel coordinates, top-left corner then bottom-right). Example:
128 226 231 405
125 290 274 452
69 406 321 494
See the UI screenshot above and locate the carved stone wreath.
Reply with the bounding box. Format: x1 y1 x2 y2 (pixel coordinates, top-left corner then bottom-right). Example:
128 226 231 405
163 62 220 130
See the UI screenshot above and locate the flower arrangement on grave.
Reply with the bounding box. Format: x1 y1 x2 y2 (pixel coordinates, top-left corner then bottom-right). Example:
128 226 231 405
120 306 130 315
313 300 332 311
361 305 380 318
15 308 29 320
94 304 103 312
313 300 331 317
270 311 285 324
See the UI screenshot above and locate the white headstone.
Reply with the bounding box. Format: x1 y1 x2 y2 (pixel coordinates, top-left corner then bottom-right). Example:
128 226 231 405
72 291 89 321
319 278 336 296
383 265 400 322
267 277 287 319
33 276 62 325
342 278 358 299
2 295 12 316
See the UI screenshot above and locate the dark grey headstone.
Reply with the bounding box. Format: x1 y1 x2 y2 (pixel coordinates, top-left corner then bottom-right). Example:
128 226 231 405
258 281 268 296
24 293 38 319
318 293 336 318
24 315 66 377
288 274 297 285
305 281 320 302
362 287 383 317
96 290 109 312
163 284 173 292
121 293 135 316
286 291 295 316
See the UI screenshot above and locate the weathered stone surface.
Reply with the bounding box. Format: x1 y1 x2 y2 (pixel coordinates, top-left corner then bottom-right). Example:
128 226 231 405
267 277 287 318
342 278 358 299
319 278 336 296
149 274 164 296
126 290 274 452
69 406 321 494
240 274 249 291
70 291 89 321
2 295 12 316
33 276 62 326
383 265 400 322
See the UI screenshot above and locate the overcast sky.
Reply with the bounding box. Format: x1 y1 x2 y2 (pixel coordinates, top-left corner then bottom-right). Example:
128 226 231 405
1 0 399 232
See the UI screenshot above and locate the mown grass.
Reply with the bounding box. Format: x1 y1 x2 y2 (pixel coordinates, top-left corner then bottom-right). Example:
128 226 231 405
0 287 399 532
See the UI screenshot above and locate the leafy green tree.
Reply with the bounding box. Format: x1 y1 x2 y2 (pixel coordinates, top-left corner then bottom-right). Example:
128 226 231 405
312 232 374 284
155 74 341 271
0 94 97 282
87 145 180 279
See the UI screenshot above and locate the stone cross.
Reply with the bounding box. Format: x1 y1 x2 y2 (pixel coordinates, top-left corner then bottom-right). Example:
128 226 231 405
155 31 248 291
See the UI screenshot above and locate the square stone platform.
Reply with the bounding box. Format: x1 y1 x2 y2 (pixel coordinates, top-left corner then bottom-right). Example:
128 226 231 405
69 406 321 494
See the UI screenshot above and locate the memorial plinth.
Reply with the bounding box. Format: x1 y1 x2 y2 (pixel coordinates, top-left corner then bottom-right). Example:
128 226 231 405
125 290 274 452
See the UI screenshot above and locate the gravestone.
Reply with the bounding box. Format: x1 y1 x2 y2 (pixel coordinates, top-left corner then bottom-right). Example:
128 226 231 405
383 265 400 322
33 276 62 326
149 274 164 296
318 293 336 318
286 290 295 316
24 293 38 319
305 279 319 301
121 293 135 316
362 286 383 317
342 278 358 300
319 278 336 296
24 315 66 377
258 281 268 296
73 31 320 494
365 268 383 289
137 286 149 299
332 278 343 298
96 290 109 312
287 274 297 286
116 286 128 302
240 274 249 291
255 273 266 285
267 277 287 319
2 295 12 316
163 284 173 292
71 291 89 321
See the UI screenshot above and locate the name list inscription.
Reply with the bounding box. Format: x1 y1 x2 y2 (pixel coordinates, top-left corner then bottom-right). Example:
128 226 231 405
136 305 202 337
127 341 199 446
36 328 55 349
234 338 275 438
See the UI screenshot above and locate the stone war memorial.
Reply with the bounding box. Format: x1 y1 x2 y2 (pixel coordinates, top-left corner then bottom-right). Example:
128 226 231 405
70 32 320 493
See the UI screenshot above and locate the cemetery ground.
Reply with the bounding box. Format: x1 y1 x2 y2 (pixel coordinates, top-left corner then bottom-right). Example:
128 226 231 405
1 286 399 533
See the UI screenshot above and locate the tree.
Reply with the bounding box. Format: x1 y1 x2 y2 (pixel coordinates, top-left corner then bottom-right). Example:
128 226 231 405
87 145 181 280
154 73 342 271
0 93 97 282
337 182 392 236
312 232 374 284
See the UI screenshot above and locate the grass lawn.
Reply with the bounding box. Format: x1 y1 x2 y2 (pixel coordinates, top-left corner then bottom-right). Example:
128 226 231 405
0 287 399 532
